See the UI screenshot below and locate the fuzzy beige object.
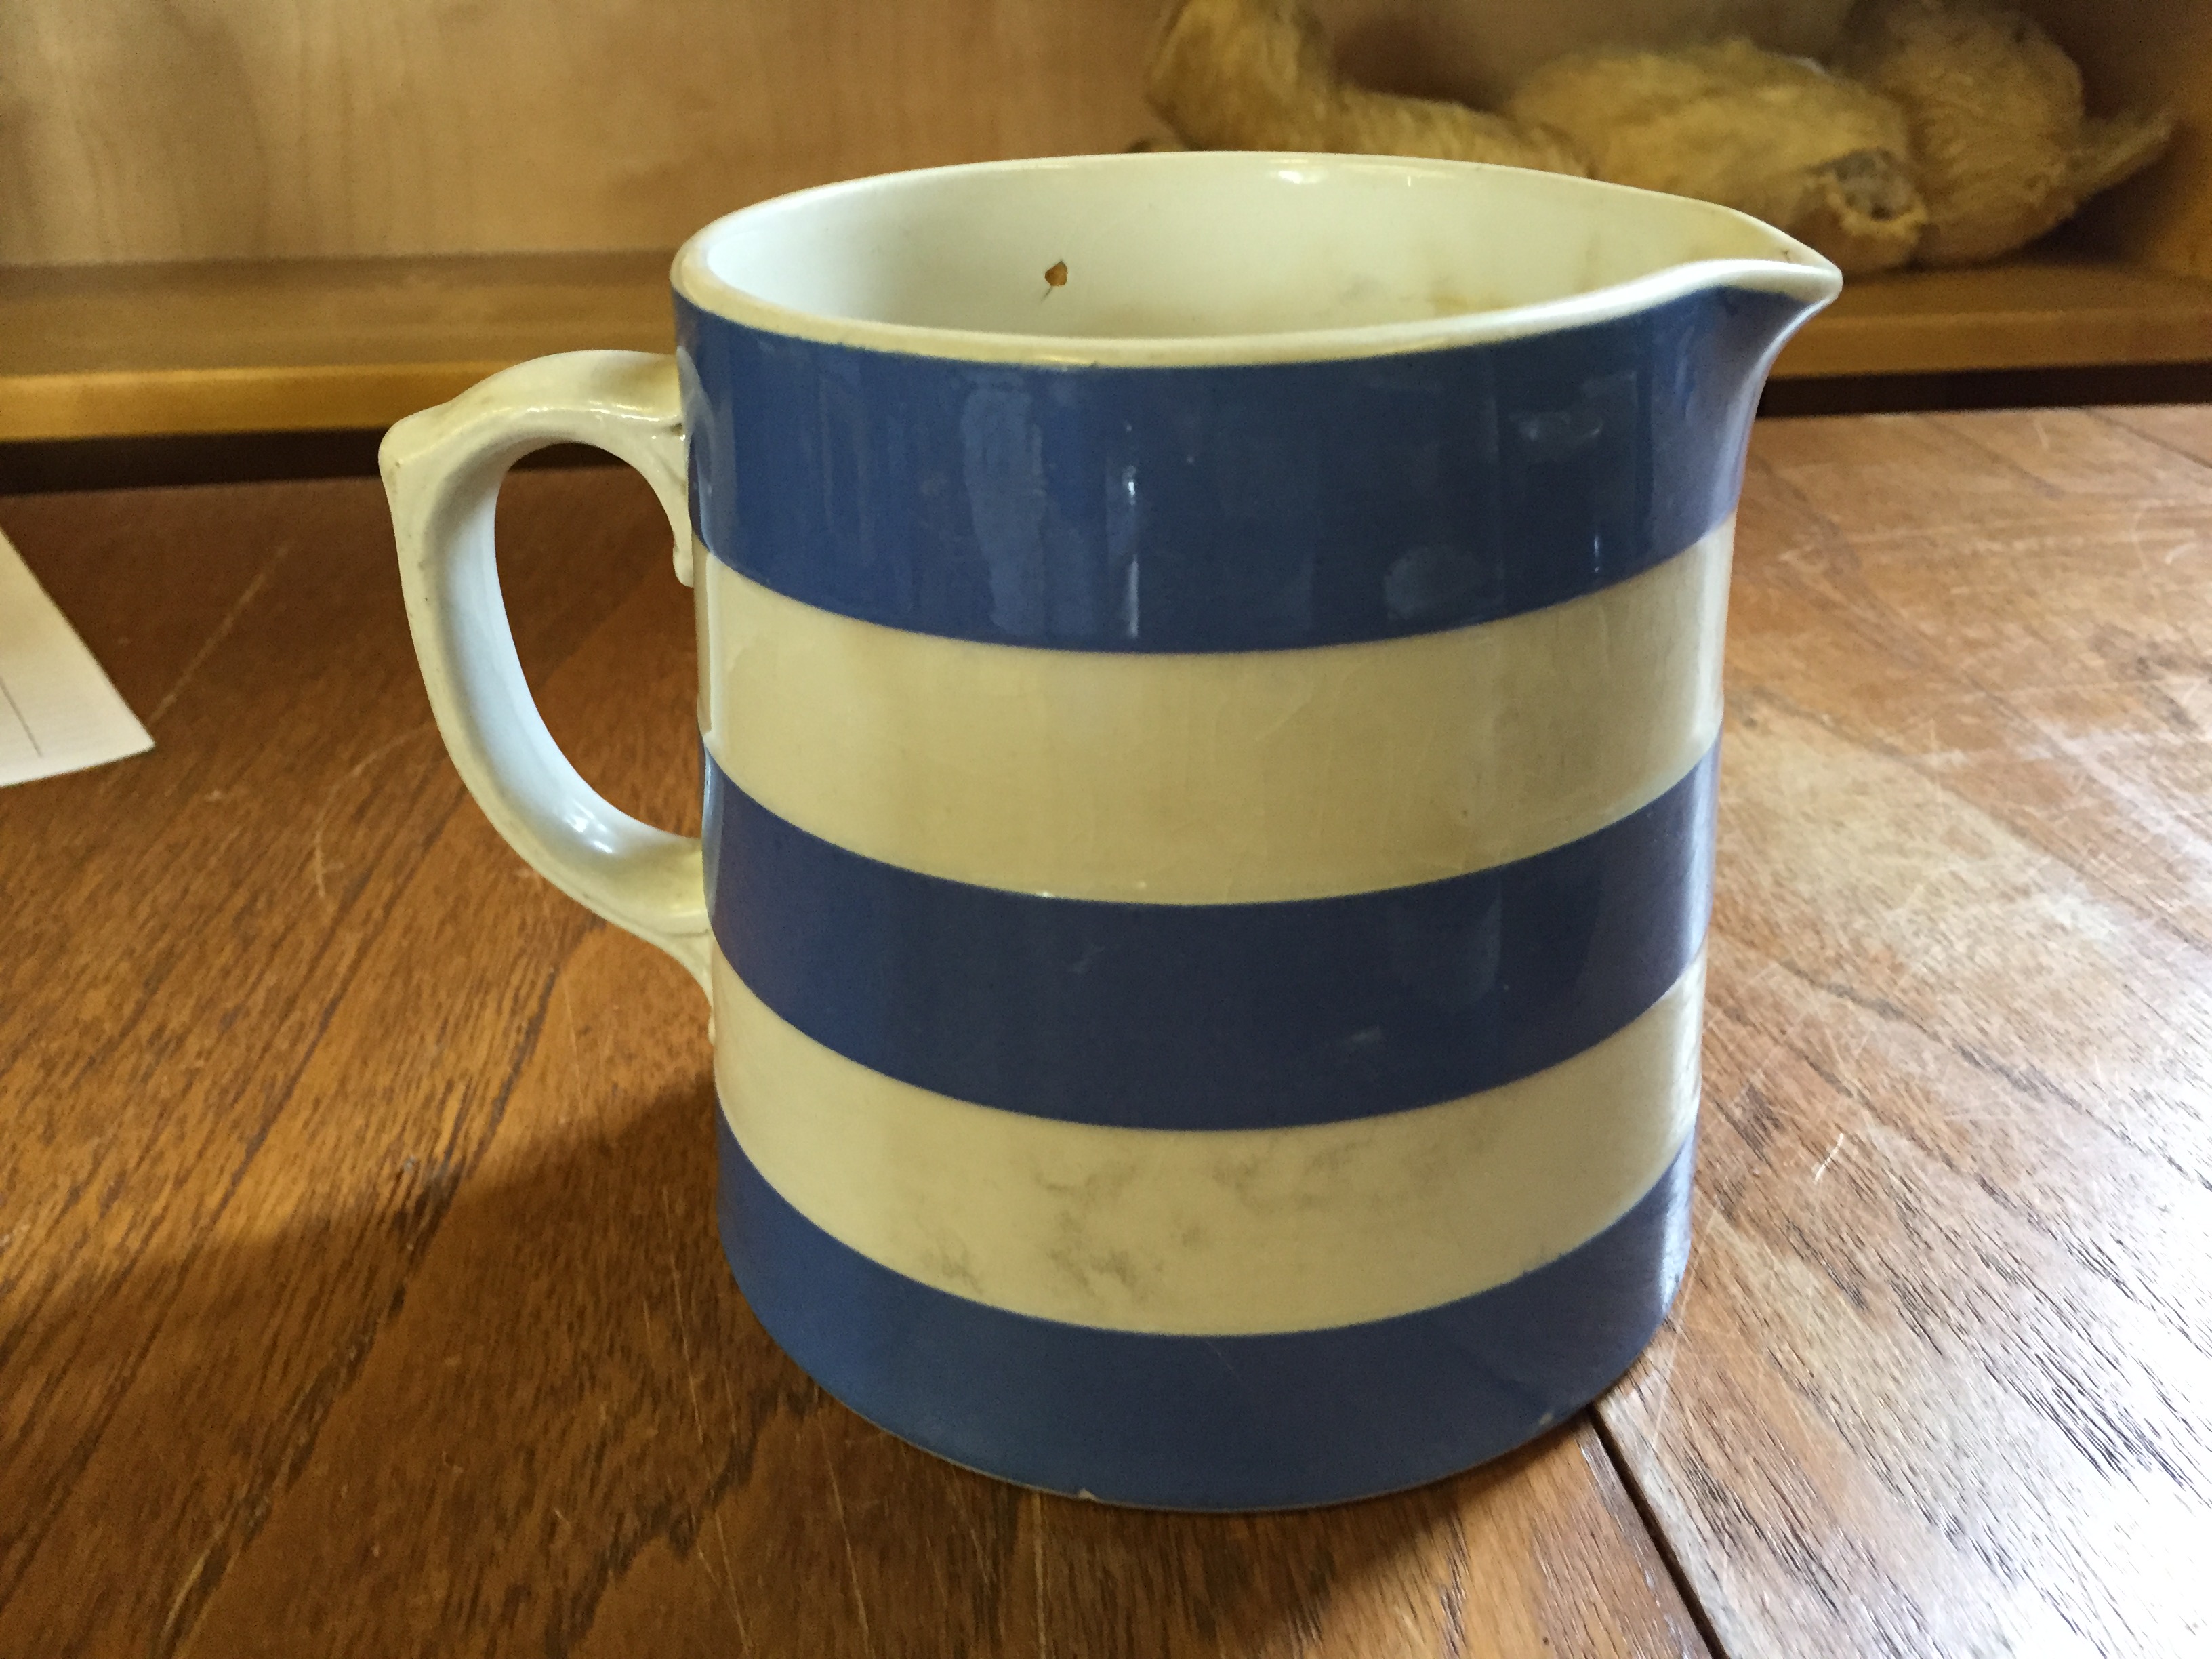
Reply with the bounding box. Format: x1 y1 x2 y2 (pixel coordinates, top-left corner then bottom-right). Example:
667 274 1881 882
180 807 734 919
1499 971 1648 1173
1839 0 2174 266
1147 0 1587 175
1313 0 1860 109
1507 38 1925 273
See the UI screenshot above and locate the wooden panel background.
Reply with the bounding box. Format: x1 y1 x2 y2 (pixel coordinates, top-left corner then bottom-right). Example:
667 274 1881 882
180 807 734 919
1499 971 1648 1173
0 0 1168 265
2035 0 2212 280
0 0 2201 270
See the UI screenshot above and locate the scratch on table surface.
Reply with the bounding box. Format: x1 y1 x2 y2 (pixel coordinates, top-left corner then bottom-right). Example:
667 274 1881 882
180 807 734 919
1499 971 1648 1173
709 1510 756 1658
823 1430 876 1659
663 1240 754 1659
954 1486 989 1572
559 975 583 1088
1437 1514 1469 1659
1628 1230 1706 1454
2111 503 2204 575
1824 941 1929 1090
307 724 434 907
1032 1489 1049 1659
147 539 292 726
1722 967 1821 1121
2126 503 2157 580
159 1536 218 1650
1834 996 1908 1096
1809 1132 1849 1185
663 1193 708 1445
671 1256 706 1443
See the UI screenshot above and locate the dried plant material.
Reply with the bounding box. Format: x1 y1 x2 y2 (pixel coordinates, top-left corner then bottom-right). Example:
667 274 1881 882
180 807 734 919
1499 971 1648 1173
1509 39 1925 273
1143 0 2174 272
1839 0 2174 266
1148 0 1586 175
1315 0 1862 108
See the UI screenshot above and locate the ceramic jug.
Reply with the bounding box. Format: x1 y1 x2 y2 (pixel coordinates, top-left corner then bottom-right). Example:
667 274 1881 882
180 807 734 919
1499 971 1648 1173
382 151 1840 1509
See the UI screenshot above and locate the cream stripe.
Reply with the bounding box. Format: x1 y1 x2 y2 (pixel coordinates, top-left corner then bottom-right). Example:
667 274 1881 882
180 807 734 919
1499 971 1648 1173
703 520 1729 903
714 949 1702 1336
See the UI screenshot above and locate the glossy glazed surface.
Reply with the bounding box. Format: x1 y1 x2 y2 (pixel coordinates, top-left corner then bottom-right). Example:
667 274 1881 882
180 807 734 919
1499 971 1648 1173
711 952 1703 1334
674 150 1838 365
706 750 1715 1129
372 153 1832 1510
697 521 1729 903
666 157 1825 1507
678 287 1802 652
719 1115 1696 1511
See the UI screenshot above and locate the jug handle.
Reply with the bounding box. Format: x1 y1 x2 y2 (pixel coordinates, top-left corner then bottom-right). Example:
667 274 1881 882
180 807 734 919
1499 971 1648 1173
380 351 712 994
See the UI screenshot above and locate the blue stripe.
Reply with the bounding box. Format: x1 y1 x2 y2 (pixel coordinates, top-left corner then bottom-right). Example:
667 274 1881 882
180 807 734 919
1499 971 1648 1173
704 746 1713 1130
718 1113 1693 1509
675 286 1799 652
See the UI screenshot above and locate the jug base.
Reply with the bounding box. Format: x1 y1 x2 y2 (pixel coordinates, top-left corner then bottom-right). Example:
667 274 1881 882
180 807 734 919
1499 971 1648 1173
714 1111 1692 1512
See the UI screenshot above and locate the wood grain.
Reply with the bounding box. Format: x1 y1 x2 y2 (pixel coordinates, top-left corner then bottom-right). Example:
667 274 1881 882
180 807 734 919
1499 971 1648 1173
0 470 1709 1656
0 0 1169 266
10 408 2211 1655
1770 256 2212 380
2 0 2208 441
1 0 2200 273
0 254 672 441
1596 407 2212 1656
6 251 2211 445
2033 0 2212 281
2098 401 2212 467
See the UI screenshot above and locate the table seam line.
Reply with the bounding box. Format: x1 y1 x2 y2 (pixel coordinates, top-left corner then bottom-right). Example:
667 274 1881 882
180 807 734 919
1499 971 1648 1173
1587 1406 1733 1659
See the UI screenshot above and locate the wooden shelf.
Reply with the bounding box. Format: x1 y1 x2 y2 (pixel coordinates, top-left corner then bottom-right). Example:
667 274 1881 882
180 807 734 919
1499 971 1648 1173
1775 255 2212 378
0 254 675 443
6 251 2212 444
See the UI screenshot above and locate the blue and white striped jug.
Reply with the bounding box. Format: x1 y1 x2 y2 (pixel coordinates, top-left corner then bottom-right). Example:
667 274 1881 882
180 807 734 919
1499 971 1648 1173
383 150 1839 1511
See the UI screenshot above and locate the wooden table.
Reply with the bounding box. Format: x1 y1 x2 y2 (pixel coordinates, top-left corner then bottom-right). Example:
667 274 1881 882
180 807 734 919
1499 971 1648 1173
3 406 2209 1657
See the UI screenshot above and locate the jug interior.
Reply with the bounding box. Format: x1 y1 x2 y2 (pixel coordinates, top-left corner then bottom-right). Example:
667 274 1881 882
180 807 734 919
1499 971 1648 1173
691 152 1827 344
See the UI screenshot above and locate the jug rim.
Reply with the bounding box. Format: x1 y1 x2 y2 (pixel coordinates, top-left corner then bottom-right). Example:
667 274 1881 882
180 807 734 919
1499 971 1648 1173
674 150 1843 368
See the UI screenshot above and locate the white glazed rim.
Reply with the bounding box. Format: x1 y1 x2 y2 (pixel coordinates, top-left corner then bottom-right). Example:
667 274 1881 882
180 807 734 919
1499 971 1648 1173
671 150 1843 367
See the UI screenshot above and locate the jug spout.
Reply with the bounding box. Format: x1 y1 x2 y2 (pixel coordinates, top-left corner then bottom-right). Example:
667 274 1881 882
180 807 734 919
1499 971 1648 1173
1471 171 1841 415
1658 189 1847 383
1673 234 1845 383
1431 195 1840 619
1658 237 1843 492
1665 237 1843 413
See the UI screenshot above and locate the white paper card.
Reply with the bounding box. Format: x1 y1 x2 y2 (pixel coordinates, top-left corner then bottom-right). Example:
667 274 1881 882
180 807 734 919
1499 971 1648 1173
0 522 155 786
